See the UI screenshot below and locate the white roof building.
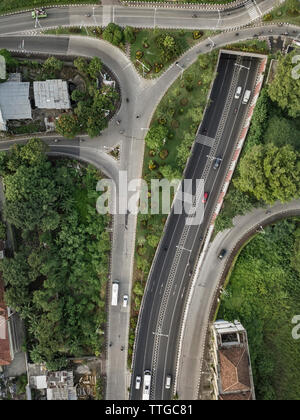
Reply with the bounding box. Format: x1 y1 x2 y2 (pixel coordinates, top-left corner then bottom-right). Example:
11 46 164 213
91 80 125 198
33 79 71 110
0 79 32 131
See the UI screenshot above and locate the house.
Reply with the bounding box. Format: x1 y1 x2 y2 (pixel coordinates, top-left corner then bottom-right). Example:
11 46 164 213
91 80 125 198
211 320 256 400
0 74 32 131
29 364 77 400
33 80 71 110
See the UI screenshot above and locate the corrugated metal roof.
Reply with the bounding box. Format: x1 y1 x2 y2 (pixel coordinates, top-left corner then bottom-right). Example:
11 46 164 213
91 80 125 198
0 82 32 121
33 80 71 110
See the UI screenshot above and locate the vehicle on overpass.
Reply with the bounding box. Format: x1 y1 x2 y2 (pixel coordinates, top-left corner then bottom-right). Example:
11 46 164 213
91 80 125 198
242 89 251 104
111 281 119 306
234 86 242 99
32 9 47 19
135 376 141 390
165 374 172 389
142 371 151 400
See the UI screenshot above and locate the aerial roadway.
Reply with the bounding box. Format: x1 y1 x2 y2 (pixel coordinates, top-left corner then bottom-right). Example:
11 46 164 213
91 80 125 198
0 0 298 401
131 51 263 400
0 0 282 35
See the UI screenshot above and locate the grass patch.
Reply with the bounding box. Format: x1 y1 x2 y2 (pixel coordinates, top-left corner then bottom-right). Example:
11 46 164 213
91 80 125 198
130 29 215 78
263 0 300 26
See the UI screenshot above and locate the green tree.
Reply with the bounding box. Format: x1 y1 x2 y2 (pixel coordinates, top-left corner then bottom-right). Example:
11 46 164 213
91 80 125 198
268 51 300 118
124 26 135 44
234 143 300 204
102 23 124 46
88 57 103 79
145 125 169 152
156 33 179 63
0 221 6 240
286 0 300 15
71 89 86 102
291 227 300 274
147 234 160 248
74 57 88 74
42 56 63 78
160 164 181 181
56 113 80 138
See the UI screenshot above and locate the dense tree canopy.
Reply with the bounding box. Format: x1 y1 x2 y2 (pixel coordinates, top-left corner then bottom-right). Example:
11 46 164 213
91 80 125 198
218 219 300 400
234 143 300 204
268 51 300 118
0 139 111 369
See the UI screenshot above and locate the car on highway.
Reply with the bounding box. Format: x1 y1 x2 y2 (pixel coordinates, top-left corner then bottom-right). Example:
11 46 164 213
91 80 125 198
165 375 172 389
142 371 151 400
242 90 251 104
213 157 222 170
218 249 227 260
234 86 242 99
135 376 141 390
123 294 129 308
202 192 209 204
32 9 47 19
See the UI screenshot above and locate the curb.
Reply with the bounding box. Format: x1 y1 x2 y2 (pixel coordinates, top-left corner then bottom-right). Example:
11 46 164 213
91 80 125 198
122 0 248 11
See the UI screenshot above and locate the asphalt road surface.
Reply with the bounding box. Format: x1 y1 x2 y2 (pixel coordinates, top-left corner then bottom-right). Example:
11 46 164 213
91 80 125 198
0 1 283 35
130 51 261 400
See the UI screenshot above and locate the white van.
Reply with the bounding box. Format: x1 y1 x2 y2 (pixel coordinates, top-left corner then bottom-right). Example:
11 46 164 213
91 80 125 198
242 90 251 104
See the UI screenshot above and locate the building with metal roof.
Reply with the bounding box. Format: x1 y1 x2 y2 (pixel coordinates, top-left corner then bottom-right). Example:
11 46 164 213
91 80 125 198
0 79 32 131
33 79 71 110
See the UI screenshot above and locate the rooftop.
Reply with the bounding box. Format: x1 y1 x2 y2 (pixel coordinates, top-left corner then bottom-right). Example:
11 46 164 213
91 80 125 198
0 80 32 131
33 80 71 110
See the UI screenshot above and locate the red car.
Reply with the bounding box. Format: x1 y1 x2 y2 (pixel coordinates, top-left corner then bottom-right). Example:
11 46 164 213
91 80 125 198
202 192 208 204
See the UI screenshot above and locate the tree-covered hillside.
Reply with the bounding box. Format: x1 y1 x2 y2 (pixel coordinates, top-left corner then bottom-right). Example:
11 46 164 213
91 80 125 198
218 218 300 400
0 139 110 370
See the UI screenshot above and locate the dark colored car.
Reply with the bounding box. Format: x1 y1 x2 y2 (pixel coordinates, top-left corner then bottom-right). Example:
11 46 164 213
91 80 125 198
218 249 227 260
213 157 222 170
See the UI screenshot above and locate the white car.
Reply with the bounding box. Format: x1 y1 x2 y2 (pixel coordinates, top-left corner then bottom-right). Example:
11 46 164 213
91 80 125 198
123 294 129 308
135 376 141 390
165 375 172 389
234 86 242 99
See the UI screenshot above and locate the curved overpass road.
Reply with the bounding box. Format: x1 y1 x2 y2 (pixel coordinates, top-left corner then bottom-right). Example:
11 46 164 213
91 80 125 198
177 199 300 399
0 1 284 35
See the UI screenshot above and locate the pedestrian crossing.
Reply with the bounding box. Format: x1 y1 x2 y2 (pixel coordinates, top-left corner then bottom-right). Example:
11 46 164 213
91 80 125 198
102 5 112 27
244 0 260 22
195 134 215 147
